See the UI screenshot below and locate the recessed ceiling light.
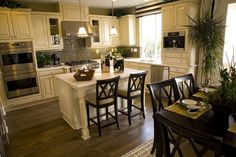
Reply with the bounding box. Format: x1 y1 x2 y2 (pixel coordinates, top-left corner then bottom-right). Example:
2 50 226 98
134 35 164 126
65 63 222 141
112 0 116 1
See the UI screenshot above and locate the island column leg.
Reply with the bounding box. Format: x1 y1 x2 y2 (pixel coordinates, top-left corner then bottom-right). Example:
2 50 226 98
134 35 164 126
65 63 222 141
78 90 91 140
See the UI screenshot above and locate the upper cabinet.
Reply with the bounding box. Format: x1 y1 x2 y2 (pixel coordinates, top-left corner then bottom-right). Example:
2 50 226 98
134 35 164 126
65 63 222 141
89 15 119 47
60 2 89 21
0 8 32 40
162 0 199 31
31 12 63 50
119 15 136 46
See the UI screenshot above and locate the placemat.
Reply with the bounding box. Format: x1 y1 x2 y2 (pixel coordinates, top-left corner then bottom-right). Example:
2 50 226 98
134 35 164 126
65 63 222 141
228 123 236 134
165 103 211 119
193 92 207 99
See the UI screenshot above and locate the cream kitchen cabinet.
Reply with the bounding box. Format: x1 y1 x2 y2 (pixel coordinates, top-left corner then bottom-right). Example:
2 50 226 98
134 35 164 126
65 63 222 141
38 68 65 99
162 0 199 31
89 15 119 47
101 17 112 46
60 2 89 21
119 15 136 46
162 6 174 31
0 8 32 40
31 12 63 50
111 18 120 46
169 66 196 79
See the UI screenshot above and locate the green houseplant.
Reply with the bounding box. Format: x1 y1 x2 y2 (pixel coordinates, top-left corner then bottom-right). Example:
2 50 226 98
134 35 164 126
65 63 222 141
187 0 225 85
0 0 26 8
36 52 52 68
208 57 236 107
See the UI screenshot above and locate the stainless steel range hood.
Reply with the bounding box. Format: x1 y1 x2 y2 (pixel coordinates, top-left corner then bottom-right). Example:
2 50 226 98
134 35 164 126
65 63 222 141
61 21 93 37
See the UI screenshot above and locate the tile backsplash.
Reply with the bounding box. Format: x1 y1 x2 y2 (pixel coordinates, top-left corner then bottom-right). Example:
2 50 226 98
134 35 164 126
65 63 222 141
36 37 140 65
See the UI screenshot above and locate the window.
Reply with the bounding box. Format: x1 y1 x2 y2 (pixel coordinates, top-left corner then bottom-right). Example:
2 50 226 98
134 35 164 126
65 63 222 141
224 3 236 67
139 14 162 60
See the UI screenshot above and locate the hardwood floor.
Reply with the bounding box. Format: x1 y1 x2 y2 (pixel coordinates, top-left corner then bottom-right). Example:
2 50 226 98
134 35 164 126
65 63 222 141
5 95 154 157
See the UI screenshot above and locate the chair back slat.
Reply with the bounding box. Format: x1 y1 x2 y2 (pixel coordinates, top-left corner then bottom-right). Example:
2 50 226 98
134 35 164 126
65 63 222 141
147 79 179 112
173 73 196 99
96 76 120 105
156 112 222 157
127 72 147 96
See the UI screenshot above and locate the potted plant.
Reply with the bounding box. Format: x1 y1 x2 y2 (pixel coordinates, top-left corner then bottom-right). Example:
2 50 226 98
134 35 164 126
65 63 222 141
207 55 236 115
36 52 52 68
0 0 26 8
187 0 225 86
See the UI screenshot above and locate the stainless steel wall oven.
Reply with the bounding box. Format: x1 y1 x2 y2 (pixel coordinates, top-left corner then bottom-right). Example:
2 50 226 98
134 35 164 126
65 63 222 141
163 31 185 51
0 41 39 99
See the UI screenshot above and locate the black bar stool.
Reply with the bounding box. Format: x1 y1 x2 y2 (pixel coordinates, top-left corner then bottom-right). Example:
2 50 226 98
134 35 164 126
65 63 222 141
118 72 147 125
85 76 120 136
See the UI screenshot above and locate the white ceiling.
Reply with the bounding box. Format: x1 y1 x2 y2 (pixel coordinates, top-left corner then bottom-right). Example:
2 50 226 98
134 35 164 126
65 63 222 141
17 0 158 9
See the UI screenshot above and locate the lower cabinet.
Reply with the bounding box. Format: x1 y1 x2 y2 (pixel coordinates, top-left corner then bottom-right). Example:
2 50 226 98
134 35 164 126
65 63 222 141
39 75 55 99
38 68 65 99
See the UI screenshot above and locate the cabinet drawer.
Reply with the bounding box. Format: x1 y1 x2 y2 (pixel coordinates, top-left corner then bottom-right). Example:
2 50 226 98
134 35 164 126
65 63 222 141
163 58 187 66
39 68 64 76
170 67 186 73
162 52 187 58
139 63 151 69
129 62 139 67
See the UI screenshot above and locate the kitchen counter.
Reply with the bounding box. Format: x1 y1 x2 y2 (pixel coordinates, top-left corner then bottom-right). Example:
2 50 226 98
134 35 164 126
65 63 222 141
37 65 71 72
54 68 145 140
124 58 194 68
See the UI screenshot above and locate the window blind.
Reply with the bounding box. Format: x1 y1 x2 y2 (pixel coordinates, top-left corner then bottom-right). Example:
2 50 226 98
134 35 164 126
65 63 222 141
135 1 163 18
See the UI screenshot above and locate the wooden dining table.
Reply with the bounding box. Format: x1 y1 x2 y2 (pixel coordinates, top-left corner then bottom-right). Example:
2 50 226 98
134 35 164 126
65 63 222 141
157 93 236 157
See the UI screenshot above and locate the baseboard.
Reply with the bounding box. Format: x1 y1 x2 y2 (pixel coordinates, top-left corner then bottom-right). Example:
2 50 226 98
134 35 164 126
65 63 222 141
5 97 59 112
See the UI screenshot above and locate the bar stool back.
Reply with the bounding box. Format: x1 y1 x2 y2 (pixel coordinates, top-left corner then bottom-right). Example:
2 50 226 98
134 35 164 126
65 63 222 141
118 72 147 125
85 76 120 136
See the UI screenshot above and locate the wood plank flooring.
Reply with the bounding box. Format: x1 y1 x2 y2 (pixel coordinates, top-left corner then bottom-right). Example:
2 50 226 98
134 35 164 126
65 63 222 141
5 95 154 157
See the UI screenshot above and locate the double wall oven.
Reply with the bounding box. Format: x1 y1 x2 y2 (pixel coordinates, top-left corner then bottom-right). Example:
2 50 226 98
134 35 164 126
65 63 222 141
0 41 39 99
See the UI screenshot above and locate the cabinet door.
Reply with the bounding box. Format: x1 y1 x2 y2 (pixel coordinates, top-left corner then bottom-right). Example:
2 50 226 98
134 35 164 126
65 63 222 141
111 18 120 46
119 17 129 45
46 15 63 49
162 6 174 31
175 3 187 29
0 10 14 40
101 18 112 45
62 5 89 21
11 11 32 39
80 7 89 21
31 15 49 49
40 75 55 99
90 16 102 46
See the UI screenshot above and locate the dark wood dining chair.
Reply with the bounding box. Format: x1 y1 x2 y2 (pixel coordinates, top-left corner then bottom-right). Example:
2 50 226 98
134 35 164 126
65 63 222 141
173 73 196 99
156 112 223 157
147 79 180 155
118 72 147 125
85 76 120 136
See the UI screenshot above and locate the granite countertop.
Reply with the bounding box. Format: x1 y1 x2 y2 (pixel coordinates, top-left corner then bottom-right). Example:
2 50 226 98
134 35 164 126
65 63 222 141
124 58 197 68
37 64 71 71
54 68 144 90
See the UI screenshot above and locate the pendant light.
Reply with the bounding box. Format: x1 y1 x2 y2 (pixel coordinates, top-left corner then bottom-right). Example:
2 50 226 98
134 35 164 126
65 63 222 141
77 0 88 37
110 0 118 36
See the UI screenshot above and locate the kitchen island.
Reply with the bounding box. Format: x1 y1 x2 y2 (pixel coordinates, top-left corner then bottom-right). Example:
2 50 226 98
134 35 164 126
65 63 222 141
54 68 144 140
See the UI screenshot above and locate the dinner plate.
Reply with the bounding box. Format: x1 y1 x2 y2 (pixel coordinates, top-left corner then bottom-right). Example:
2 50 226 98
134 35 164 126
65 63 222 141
182 99 197 106
199 87 216 93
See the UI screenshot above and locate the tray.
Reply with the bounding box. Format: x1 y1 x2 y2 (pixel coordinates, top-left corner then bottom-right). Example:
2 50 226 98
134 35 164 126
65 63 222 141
73 69 95 81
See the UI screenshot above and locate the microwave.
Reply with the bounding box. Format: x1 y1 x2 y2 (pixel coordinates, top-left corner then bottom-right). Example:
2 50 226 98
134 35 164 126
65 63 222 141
163 31 185 51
